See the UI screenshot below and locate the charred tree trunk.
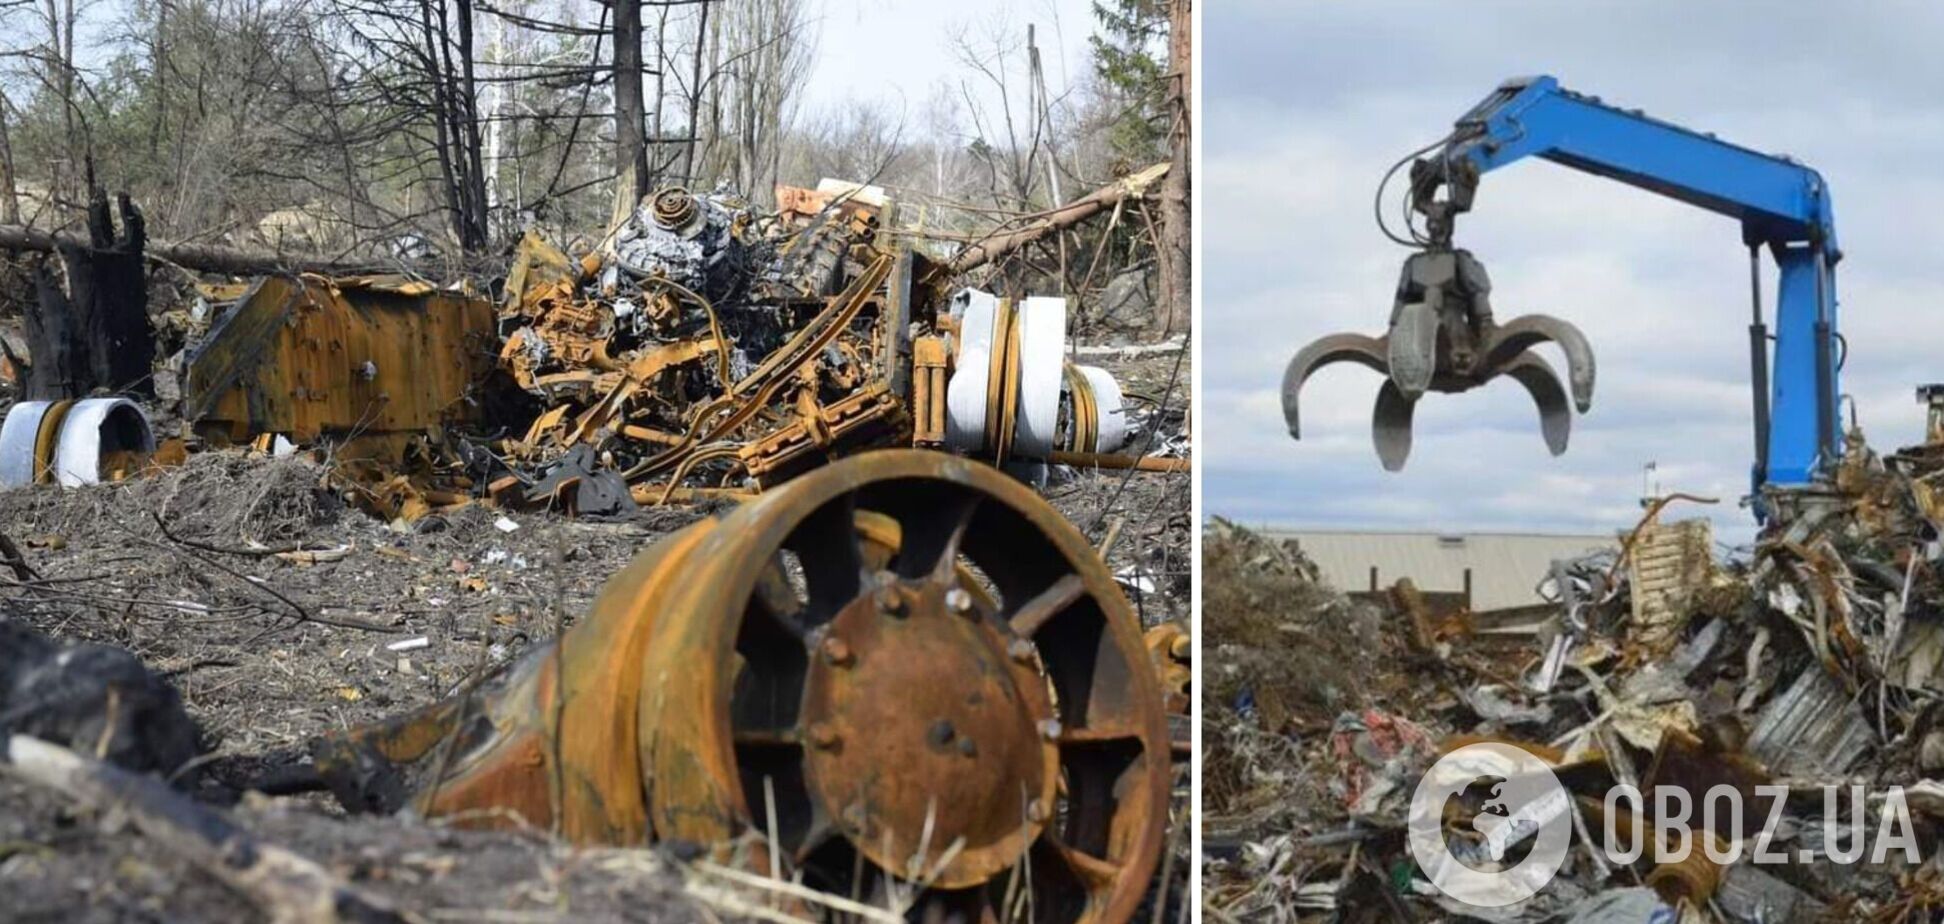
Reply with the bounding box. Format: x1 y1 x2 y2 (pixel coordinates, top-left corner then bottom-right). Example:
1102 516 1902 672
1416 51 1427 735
1158 0 1192 338
0 93 18 226
22 186 154 400
454 0 490 247
683 0 714 183
420 0 488 254
613 0 650 207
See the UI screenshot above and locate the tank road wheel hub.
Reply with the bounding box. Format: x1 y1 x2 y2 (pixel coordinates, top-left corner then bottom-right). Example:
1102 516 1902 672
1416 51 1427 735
800 572 1060 887
640 449 1168 924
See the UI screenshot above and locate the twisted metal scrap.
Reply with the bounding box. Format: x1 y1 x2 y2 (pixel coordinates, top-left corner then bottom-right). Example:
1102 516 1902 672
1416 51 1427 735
1283 249 1596 470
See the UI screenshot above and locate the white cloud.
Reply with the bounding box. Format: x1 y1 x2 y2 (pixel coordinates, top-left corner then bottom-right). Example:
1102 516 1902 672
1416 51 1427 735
800 0 1097 122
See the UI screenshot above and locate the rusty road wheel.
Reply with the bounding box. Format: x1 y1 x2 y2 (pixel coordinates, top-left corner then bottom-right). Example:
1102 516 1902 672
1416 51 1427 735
633 449 1168 924
315 449 1168 924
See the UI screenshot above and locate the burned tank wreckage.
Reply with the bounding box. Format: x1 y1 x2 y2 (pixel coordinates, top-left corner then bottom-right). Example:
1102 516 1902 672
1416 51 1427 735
486 181 1140 512
0 179 1179 924
3 180 1148 511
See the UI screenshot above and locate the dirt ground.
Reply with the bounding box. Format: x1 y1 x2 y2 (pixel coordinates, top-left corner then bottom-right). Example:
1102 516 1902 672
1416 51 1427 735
0 346 1189 922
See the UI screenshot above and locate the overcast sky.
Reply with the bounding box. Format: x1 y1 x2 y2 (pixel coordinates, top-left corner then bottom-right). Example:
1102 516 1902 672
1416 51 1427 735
798 0 1096 124
1203 0 1944 546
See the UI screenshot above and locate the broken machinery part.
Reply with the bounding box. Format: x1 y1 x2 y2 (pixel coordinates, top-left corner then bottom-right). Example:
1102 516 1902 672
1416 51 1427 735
494 185 914 497
311 449 1169 924
1144 621 1193 762
0 397 156 487
944 290 1133 466
181 274 496 456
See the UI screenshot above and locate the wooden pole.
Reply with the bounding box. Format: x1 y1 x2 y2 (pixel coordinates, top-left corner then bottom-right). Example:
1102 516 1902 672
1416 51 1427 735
942 163 1168 276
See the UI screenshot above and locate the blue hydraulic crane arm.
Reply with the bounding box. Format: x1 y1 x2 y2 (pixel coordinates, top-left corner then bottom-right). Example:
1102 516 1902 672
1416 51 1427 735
1435 75 1843 492
1444 76 1839 255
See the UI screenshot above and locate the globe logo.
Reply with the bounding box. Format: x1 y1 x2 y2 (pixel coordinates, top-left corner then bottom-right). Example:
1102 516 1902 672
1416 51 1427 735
1407 741 1572 907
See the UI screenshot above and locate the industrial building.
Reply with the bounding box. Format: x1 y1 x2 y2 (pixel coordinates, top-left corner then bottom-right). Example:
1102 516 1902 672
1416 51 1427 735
1259 528 1618 612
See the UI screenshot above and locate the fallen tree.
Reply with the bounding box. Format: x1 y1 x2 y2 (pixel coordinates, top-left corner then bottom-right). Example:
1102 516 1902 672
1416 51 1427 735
942 162 1169 276
0 221 410 279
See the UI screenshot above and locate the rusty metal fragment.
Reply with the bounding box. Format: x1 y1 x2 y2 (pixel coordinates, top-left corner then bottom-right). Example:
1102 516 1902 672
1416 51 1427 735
181 274 496 453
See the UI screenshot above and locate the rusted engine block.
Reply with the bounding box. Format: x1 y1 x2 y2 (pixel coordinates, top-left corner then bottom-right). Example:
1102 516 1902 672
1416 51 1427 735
491 184 920 504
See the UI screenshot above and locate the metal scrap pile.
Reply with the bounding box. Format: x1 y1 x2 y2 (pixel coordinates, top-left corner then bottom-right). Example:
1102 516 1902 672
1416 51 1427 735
490 183 910 510
0 179 1170 521
487 181 1147 514
1203 404 1944 921
0 180 1185 924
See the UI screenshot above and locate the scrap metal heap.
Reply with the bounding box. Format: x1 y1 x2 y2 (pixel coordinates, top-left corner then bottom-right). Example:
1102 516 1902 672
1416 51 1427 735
493 182 914 506
0 180 1167 517
482 181 1146 517
1205 397 1944 921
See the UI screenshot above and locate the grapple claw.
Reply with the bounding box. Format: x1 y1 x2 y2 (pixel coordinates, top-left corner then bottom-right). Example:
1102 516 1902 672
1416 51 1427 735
1282 332 1389 439
1286 246 1597 470
1497 350 1573 456
1386 301 1441 400
1373 379 1418 471
1482 314 1596 412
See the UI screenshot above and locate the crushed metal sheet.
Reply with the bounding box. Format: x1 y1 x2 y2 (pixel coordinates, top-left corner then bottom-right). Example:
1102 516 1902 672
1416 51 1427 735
1746 666 1875 777
182 274 496 447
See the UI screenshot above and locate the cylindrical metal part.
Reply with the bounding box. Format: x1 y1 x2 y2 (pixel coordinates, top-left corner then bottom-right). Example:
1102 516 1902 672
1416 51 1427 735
912 359 932 442
1748 246 1771 484
929 367 948 436
1813 247 1837 465
1049 451 1190 473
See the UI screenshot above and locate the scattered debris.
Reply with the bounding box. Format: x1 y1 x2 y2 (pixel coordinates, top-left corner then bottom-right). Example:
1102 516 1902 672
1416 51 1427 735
1 179 1183 529
1203 411 1944 921
0 164 1190 921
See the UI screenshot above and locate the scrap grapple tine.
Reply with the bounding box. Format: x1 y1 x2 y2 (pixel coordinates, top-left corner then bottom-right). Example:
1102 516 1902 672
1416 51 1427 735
1483 314 1597 412
1373 379 1418 471
1385 300 1441 400
1498 350 1574 456
1281 332 1390 439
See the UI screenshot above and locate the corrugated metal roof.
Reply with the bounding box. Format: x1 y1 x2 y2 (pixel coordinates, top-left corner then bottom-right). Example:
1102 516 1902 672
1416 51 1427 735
1261 529 1619 611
